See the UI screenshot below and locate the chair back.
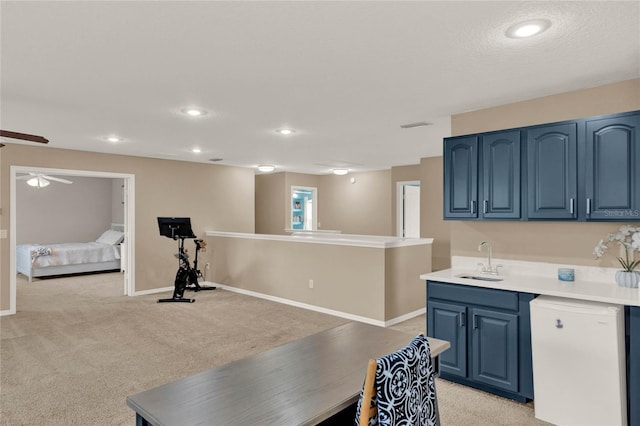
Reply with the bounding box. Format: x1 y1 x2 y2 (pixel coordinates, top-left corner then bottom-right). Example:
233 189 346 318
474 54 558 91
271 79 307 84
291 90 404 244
355 334 439 426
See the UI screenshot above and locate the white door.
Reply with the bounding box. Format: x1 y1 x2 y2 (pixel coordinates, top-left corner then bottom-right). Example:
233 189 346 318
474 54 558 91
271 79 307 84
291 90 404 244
397 182 420 238
404 185 420 238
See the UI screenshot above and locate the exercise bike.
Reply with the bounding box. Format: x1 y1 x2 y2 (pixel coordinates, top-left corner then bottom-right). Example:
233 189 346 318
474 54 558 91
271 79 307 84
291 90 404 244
157 217 216 303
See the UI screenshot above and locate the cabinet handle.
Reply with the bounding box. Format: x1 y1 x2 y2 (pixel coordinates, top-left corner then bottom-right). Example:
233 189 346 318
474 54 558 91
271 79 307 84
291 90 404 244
586 198 591 215
459 312 465 328
569 198 574 214
471 201 476 215
483 200 488 214
472 314 478 329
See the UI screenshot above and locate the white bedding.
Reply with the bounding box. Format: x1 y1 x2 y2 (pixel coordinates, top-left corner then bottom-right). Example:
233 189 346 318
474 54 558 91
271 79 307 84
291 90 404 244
17 242 120 268
16 224 125 282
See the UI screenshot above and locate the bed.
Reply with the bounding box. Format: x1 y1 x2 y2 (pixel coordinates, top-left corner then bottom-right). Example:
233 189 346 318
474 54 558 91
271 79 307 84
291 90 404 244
16 224 125 282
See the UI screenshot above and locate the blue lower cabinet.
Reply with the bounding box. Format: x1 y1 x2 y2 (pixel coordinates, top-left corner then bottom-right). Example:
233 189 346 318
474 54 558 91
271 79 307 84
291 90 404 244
426 281 533 401
470 308 518 393
427 301 467 377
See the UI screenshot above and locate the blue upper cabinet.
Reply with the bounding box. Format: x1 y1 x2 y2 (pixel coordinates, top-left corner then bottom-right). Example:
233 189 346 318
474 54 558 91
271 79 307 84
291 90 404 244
481 131 521 219
585 114 640 221
444 136 478 218
443 110 639 222
444 131 521 220
526 123 578 219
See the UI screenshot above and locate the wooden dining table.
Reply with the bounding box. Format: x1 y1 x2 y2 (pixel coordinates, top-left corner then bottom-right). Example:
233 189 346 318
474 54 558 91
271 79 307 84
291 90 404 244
127 321 450 426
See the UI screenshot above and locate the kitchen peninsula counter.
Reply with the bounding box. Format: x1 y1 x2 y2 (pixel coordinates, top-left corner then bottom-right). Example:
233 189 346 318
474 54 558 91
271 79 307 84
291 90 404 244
205 231 433 326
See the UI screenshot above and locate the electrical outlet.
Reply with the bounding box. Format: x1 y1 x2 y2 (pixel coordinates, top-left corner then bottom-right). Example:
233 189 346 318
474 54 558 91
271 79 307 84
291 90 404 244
0 229 7 239
309 279 314 289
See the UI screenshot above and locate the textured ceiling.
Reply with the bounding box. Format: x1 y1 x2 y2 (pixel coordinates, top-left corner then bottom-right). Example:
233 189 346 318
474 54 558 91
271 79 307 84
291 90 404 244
1 1 639 174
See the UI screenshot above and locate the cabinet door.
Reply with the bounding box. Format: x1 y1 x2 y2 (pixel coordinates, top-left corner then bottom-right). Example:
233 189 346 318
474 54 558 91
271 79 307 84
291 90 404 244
444 136 478 219
585 114 640 220
526 123 578 219
427 301 467 377
481 131 521 219
470 308 519 392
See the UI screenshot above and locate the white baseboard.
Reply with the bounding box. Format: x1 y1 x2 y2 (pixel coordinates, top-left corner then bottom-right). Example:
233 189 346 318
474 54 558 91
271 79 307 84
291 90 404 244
129 281 426 327
211 282 425 328
384 307 426 327
0 308 16 316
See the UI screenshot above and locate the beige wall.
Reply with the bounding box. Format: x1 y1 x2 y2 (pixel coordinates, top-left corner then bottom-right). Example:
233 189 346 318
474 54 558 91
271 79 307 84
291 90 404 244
255 172 286 234
209 236 386 320
449 78 640 269
420 157 451 271
384 244 431 319
452 79 640 135
255 172 321 234
255 170 394 236
1 144 255 310
318 170 392 236
208 235 431 322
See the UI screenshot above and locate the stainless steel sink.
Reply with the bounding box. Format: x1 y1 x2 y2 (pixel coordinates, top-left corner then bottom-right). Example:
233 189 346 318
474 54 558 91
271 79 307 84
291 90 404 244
455 274 504 282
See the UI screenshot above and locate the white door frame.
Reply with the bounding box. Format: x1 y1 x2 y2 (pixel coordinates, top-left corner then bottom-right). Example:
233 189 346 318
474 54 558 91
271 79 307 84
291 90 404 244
6 166 135 315
396 180 420 238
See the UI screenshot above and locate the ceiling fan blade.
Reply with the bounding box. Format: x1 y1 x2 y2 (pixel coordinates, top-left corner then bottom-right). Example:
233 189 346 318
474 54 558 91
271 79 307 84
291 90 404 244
44 176 73 184
16 173 38 180
0 130 49 144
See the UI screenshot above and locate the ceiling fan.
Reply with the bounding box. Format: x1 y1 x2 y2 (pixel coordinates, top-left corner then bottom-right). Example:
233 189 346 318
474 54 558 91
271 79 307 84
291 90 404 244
0 130 50 148
17 173 73 188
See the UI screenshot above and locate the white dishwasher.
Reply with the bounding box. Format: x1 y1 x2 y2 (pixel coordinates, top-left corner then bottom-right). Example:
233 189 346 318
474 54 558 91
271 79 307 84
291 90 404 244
530 296 626 426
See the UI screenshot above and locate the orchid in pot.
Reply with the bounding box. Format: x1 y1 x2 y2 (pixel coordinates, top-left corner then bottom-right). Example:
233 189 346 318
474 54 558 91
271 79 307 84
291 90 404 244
594 225 640 288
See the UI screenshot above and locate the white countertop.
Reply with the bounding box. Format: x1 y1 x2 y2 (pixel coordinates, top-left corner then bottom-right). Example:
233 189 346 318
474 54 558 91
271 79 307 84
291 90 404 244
420 267 640 307
206 231 434 249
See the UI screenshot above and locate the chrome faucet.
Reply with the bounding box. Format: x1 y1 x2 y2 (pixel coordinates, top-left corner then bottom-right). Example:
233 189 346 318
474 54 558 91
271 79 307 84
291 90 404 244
478 241 502 275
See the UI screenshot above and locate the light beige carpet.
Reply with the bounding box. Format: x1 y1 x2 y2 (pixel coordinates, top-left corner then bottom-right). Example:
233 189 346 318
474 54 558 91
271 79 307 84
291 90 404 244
1 272 549 425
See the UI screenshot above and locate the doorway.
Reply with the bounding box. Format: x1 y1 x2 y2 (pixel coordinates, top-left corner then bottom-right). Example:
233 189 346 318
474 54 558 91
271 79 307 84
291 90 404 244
6 166 135 315
396 181 420 238
291 186 318 231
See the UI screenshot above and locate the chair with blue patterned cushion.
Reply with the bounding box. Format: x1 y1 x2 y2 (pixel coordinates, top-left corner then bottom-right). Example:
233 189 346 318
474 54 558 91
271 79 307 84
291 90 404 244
355 334 439 426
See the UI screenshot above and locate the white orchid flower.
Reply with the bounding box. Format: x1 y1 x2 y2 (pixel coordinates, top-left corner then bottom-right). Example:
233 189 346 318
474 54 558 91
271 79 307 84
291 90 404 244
595 227 640 270
618 225 635 236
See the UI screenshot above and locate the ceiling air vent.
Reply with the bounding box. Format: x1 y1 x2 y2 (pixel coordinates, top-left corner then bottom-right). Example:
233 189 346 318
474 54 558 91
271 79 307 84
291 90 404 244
209 158 223 162
399 121 432 129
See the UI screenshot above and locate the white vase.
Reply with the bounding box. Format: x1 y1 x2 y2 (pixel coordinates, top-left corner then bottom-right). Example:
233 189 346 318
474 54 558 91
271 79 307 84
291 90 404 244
615 270 640 288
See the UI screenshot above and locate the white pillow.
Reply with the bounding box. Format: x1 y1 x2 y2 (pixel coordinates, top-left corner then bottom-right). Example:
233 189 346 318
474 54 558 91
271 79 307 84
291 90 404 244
96 230 125 245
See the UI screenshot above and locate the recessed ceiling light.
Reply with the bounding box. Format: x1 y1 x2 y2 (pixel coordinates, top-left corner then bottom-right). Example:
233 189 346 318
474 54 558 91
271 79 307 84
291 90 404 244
192 148 201 153
257 165 276 172
506 19 551 39
332 168 349 176
275 128 296 135
106 136 122 143
181 107 207 117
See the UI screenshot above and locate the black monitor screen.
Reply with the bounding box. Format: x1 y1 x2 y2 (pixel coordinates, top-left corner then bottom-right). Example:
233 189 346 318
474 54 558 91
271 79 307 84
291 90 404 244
157 217 196 239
